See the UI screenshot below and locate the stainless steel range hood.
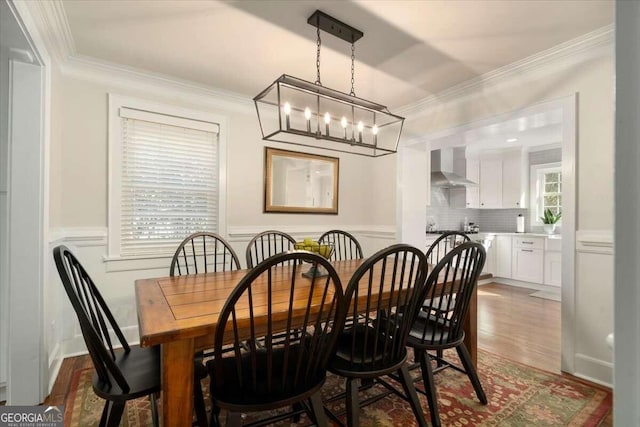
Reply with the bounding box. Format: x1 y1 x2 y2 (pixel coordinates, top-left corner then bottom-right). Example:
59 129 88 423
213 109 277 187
431 149 477 188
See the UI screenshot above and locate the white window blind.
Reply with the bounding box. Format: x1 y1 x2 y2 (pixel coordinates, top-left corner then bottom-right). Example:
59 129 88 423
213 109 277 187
119 109 219 256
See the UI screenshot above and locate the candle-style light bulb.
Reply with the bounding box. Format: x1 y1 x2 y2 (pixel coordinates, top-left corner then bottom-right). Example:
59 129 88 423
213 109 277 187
357 121 364 143
324 112 331 136
372 124 379 145
304 107 311 132
283 102 291 129
341 117 348 139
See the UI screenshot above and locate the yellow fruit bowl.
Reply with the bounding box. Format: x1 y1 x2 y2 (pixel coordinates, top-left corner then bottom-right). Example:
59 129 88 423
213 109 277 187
294 240 334 278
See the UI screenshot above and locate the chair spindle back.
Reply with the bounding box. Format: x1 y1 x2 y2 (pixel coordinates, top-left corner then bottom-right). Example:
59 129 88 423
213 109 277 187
318 229 363 261
415 242 486 345
170 232 240 276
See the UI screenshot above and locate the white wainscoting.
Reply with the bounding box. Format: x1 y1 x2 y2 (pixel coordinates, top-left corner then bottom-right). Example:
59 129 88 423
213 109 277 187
48 225 397 367
573 229 613 386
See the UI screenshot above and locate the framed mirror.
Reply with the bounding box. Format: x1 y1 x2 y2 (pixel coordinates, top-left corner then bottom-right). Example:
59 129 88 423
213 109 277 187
264 147 339 214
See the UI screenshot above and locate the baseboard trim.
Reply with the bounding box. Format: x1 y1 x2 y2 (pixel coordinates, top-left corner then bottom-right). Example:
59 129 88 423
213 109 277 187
62 325 140 358
574 353 613 387
479 277 560 293
47 343 62 393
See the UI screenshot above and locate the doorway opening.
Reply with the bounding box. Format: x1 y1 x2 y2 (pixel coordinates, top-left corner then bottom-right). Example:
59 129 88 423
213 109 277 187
398 95 576 374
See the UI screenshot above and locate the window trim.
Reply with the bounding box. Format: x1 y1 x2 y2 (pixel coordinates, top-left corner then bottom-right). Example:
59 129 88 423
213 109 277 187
529 162 562 226
106 94 228 261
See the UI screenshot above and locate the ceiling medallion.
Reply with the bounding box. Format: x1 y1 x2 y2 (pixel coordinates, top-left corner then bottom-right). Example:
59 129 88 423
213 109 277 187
254 10 405 157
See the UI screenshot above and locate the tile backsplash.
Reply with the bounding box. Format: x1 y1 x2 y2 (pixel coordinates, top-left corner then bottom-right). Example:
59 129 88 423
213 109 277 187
427 188 531 233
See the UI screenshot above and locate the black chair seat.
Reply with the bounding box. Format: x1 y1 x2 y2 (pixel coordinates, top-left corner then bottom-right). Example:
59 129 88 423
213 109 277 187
207 345 325 408
407 311 464 347
330 325 407 376
92 345 161 401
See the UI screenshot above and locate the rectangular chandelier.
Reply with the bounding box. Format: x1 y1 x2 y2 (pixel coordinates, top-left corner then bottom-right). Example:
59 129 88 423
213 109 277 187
253 11 405 158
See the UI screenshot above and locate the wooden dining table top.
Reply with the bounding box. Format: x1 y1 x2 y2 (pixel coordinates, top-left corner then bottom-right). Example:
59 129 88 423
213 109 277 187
136 258 363 348
136 258 490 349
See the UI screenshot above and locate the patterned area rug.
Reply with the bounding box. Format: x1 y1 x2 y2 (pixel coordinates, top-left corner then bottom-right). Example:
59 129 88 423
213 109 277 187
64 350 611 426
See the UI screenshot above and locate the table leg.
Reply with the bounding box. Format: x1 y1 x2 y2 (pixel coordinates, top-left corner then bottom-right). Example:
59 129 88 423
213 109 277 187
162 338 194 427
463 286 478 367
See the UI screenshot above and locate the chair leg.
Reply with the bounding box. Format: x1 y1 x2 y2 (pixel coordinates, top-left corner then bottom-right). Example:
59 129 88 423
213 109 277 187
456 343 488 404
419 349 441 427
98 401 110 427
105 401 125 427
149 393 159 427
346 378 360 427
398 365 428 427
194 379 208 427
436 349 444 367
292 403 302 422
309 392 328 427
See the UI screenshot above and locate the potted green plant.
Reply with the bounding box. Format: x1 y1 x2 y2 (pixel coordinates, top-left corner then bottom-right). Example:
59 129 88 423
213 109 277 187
540 208 562 234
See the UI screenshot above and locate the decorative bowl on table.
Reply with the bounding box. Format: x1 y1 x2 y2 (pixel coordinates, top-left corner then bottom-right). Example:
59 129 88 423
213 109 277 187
294 238 334 278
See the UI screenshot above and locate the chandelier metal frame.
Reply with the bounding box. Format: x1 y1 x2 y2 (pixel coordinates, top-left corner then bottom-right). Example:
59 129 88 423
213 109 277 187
253 10 405 158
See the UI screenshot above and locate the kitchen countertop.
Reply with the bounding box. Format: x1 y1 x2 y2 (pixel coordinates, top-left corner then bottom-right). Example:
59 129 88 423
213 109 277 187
426 232 562 239
479 232 562 239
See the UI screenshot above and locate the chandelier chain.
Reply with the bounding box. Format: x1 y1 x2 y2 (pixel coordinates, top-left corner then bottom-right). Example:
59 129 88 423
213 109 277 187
350 42 356 96
315 25 322 85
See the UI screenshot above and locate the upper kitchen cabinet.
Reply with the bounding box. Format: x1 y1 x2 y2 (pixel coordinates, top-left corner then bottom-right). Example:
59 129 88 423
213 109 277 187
479 158 503 208
502 149 528 208
461 148 528 209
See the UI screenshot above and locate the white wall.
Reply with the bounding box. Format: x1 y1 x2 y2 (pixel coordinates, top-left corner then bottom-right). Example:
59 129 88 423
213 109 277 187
47 65 396 361
397 33 614 385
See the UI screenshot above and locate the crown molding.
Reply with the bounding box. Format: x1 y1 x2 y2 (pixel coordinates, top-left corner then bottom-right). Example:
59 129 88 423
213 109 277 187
16 0 73 64
396 24 614 118
60 54 255 114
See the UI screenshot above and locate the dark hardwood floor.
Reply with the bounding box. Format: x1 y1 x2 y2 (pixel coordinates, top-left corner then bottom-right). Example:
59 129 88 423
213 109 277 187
477 282 561 373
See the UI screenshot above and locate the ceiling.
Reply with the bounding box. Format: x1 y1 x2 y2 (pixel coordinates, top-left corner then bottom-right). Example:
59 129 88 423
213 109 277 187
61 0 613 111
430 107 563 153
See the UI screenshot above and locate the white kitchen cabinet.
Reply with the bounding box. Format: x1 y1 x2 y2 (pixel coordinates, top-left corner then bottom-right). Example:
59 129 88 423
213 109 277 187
495 235 512 278
512 236 545 283
544 238 562 287
479 234 496 275
544 251 562 286
502 150 527 208
512 247 544 283
479 159 502 208
466 159 480 208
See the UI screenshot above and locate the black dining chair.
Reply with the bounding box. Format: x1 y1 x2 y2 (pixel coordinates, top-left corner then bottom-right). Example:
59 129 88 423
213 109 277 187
319 229 364 261
207 251 345 427
327 244 429 427
424 231 471 365
169 232 241 426
245 230 297 268
54 245 205 427
170 232 241 276
426 231 470 265
408 241 487 427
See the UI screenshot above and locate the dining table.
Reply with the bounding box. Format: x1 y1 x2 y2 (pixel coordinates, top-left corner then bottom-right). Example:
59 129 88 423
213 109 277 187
135 258 491 426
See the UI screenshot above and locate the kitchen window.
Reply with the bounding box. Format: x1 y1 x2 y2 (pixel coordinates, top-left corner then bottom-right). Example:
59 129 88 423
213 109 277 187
107 95 227 260
530 162 562 225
